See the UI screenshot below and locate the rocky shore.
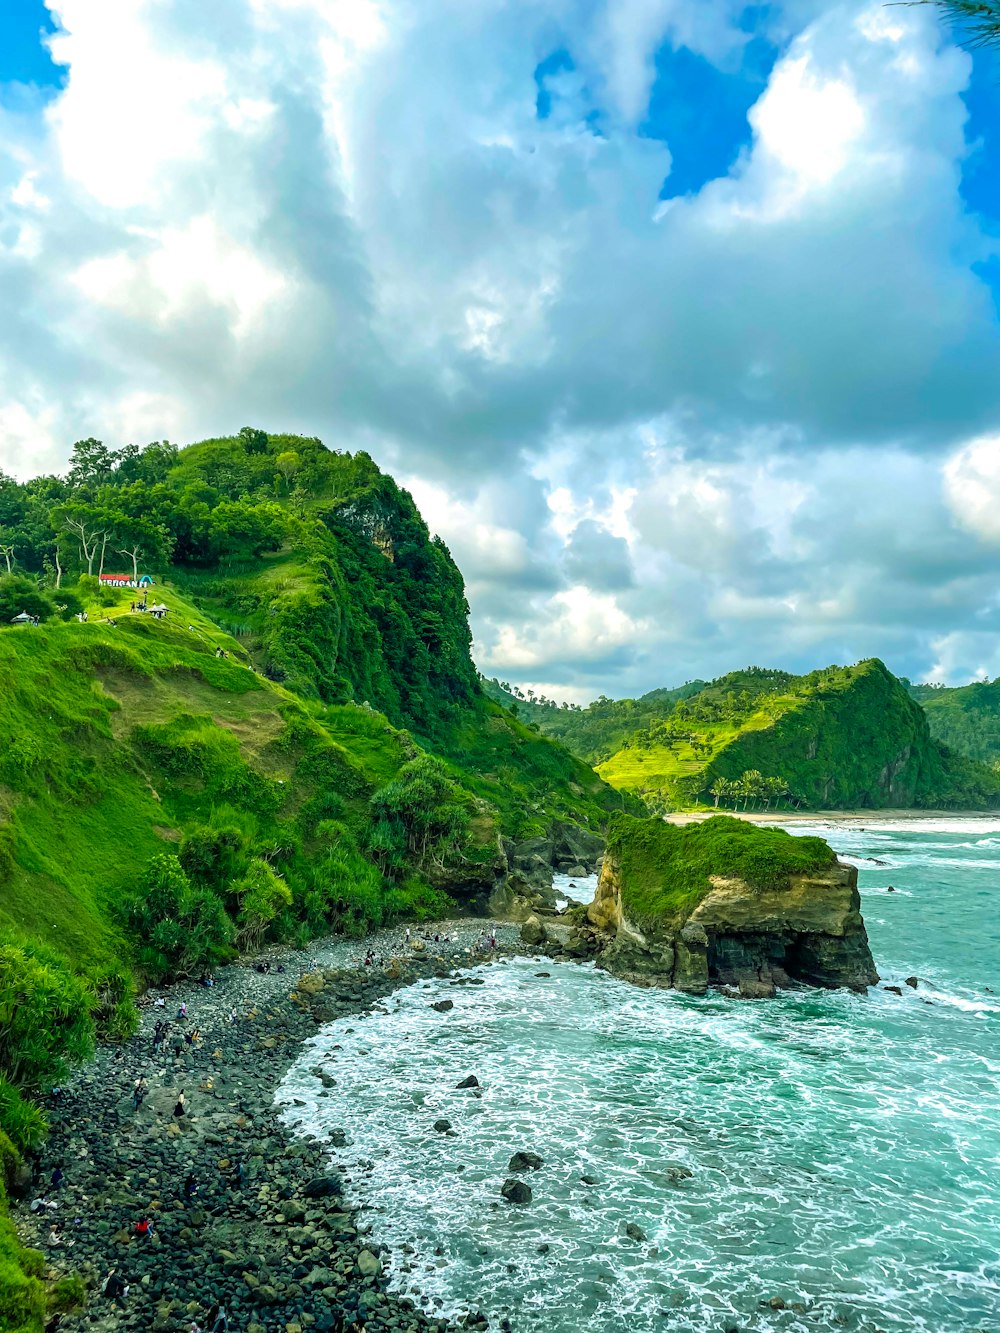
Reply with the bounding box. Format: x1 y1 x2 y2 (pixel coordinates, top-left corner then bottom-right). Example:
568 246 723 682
14 923 521 1333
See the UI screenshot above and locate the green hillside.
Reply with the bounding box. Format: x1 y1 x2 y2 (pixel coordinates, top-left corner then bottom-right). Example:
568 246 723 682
0 429 628 1317
906 678 1000 766
0 432 625 973
481 676 706 763
594 661 1000 812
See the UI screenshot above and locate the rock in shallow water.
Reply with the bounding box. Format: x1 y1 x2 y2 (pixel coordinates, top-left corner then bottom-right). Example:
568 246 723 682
507 1151 544 1173
501 1178 533 1204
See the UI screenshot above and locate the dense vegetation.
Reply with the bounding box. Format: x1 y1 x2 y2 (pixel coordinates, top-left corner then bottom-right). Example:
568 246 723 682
905 678 1000 766
0 430 629 1326
605 813 837 930
498 660 1000 812
481 676 706 763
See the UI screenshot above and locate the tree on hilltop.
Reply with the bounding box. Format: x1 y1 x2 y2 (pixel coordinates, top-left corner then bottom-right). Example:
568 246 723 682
239 426 270 455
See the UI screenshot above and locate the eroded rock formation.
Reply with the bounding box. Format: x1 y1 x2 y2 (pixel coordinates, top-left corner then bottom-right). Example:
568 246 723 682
583 852 878 995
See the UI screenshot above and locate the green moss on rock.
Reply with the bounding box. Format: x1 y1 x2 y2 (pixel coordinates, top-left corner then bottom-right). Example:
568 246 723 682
606 814 837 930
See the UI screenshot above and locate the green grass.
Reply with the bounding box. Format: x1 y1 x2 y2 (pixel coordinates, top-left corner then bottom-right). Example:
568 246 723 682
608 813 837 931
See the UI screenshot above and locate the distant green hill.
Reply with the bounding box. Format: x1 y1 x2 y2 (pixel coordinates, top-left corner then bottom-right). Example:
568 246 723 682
590 660 1000 812
906 678 1000 766
481 676 706 763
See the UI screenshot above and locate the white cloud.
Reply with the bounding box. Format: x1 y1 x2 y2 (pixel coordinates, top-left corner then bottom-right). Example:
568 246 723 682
0 0 997 694
487 586 650 671
750 54 865 187
943 435 1000 543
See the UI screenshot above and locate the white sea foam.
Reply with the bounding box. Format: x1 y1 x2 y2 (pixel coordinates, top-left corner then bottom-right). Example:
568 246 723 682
277 824 1000 1332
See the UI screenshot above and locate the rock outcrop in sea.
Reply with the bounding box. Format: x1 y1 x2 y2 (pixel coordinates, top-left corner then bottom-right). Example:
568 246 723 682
519 815 879 996
585 852 878 995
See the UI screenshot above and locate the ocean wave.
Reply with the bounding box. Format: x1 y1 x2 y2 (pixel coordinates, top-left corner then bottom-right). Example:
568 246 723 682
278 958 1000 1333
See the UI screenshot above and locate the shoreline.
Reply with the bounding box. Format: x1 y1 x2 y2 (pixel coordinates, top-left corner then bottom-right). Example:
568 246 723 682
665 808 1000 826
15 921 523 1333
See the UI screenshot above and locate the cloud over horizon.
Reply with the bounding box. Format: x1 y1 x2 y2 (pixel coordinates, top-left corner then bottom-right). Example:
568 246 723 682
1 0 1000 698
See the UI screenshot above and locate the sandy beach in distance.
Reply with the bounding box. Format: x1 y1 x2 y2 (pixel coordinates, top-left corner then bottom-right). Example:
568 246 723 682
665 808 1000 826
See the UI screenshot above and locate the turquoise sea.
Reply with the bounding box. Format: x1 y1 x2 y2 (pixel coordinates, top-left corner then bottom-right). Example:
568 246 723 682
279 820 1000 1332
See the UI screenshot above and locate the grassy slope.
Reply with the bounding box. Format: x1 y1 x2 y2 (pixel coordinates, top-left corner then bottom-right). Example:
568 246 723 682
606 813 837 931
596 660 1000 811
0 582 623 981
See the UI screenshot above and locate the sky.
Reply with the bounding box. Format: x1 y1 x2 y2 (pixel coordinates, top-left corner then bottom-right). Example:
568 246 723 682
1 1 1000 703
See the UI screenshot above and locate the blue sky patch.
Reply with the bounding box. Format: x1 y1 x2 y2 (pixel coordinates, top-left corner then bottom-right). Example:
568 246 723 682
0 0 62 95
643 31 780 199
959 46 1000 230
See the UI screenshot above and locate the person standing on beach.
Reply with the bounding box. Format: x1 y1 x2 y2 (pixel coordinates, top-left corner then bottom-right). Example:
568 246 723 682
174 1090 186 1118
208 1303 228 1333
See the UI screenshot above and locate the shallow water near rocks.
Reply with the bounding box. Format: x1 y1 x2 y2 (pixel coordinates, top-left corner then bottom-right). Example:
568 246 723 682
278 821 1000 1332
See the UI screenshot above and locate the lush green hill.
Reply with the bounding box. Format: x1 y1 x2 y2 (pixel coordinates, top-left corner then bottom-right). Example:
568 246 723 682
0 429 630 1320
481 676 706 763
593 660 1000 812
0 432 625 976
906 678 1000 766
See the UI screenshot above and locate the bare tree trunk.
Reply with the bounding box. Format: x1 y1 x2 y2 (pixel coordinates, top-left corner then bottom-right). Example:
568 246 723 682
98 533 109 578
0 545 13 574
54 548 63 589
118 545 141 583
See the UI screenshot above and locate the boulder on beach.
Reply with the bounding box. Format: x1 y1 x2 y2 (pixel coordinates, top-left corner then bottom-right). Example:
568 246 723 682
303 1175 341 1198
431 999 454 1013
520 915 546 947
357 1248 381 1277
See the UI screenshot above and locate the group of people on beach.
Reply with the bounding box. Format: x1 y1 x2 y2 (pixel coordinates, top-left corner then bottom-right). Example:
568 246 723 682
30 978 253 1333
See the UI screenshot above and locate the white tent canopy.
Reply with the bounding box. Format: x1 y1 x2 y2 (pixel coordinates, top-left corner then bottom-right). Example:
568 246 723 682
10 611 33 623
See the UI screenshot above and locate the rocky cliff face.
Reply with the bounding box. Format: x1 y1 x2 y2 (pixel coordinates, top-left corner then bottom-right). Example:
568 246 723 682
584 853 878 996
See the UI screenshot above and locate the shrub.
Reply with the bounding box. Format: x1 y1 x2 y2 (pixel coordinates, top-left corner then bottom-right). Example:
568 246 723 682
367 756 468 878
0 1081 45 1155
233 860 292 952
0 941 94 1097
122 855 235 980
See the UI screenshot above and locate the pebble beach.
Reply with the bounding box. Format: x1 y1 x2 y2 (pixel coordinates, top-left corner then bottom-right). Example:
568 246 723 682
15 922 523 1333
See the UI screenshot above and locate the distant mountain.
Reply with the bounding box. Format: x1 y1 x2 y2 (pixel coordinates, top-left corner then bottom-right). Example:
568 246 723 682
480 677 707 764
905 678 1000 766
491 660 1000 812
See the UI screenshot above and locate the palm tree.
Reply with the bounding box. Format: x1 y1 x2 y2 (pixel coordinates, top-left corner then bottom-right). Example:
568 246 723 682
741 770 766 810
907 2 1000 50
710 777 728 808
